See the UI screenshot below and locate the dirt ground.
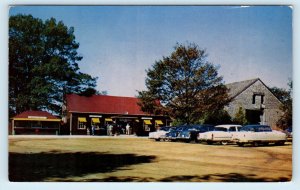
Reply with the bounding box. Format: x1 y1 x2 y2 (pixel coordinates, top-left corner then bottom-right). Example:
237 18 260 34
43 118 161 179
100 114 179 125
8 136 292 182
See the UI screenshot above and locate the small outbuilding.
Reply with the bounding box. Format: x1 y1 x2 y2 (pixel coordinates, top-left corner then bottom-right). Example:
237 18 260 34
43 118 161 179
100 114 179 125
11 110 61 135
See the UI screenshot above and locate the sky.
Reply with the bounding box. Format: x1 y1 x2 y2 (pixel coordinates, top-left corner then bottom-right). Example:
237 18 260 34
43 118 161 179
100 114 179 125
9 6 293 97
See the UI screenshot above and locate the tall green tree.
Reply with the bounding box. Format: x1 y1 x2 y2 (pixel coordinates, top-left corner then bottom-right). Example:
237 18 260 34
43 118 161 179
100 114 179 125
232 107 248 125
138 43 229 124
9 14 98 116
270 80 292 129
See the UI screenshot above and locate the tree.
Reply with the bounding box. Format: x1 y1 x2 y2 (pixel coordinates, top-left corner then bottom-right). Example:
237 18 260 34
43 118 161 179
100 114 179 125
9 14 98 116
138 43 229 124
270 80 292 129
201 109 232 125
232 107 248 125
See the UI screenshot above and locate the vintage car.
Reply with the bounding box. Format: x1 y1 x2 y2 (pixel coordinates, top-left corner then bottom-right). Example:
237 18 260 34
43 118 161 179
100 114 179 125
233 125 287 146
149 126 172 141
177 124 215 142
163 125 186 141
198 124 242 145
284 126 292 142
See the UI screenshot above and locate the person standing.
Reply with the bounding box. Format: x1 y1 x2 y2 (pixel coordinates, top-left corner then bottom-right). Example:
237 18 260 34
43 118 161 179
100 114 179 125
91 124 95 136
126 123 130 135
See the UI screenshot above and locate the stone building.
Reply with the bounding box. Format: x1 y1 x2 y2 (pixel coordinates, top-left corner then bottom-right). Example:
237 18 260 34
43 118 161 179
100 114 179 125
225 78 284 128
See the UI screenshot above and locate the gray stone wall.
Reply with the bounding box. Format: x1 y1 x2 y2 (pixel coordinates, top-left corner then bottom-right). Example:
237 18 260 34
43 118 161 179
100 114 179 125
225 80 283 128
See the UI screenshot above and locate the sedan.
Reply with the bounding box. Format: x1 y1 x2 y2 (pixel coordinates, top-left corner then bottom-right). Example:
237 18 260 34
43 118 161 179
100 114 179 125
233 125 287 146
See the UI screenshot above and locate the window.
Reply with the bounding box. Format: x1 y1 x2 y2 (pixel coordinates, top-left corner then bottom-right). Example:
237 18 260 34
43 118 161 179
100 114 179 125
253 93 264 104
144 125 150 131
91 118 100 129
214 127 227 132
229 127 236 132
78 117 87 129
252 94 256 104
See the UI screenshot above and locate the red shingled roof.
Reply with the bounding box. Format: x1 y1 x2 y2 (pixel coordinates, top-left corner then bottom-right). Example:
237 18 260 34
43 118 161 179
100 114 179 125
13 110 59 119
66 94 149 115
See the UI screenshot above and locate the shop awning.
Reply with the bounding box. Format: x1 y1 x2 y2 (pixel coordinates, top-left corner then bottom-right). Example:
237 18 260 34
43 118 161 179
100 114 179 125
78 117 87 122
144 120 152 125
92 118 100 123
155 120 163 125
105 118 113 122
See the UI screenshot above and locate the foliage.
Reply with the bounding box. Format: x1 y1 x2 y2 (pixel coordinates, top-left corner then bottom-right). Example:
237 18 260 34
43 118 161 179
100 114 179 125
270 80 292 129
201 109 232 125
9 14 98 116
232 107 248 125
138 42 229 124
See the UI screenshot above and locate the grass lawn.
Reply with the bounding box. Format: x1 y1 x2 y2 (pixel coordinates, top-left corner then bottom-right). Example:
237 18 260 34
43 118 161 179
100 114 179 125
9 136 292 182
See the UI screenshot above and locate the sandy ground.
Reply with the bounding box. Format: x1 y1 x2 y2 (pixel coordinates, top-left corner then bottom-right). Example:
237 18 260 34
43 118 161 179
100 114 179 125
8 136 292 182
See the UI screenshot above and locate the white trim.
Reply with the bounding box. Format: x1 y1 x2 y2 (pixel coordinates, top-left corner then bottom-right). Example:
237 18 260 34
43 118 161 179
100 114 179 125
141 117 153 120
89 115 102 118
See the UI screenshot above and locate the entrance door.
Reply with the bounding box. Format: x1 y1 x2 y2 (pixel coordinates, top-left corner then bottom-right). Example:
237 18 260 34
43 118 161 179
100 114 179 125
245 109 263 124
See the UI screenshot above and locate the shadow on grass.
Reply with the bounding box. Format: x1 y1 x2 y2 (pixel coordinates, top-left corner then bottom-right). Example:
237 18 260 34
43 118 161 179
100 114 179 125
75 173 290 182
159 173 291 182
9 151 156 182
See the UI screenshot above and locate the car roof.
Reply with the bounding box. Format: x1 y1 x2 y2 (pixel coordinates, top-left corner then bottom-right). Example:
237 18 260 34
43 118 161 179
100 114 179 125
215 124 242 129
243 125 270 127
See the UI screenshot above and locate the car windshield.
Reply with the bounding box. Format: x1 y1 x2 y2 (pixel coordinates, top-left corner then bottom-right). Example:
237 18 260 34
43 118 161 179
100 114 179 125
214 127 227 132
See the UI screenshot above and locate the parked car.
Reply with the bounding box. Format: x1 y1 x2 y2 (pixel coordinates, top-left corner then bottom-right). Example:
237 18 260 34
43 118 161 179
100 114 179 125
177 124 215 142
163 125 186 141
198 124 242 145
233 125 287 146
149 126 172 141
284 126 292 142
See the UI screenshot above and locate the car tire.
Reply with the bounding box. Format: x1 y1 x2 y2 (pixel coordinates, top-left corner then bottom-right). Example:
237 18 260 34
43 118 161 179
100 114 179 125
155 139 160 142
237 142 244 147
275 141 285 146
252 141 259 147
221 141 228 145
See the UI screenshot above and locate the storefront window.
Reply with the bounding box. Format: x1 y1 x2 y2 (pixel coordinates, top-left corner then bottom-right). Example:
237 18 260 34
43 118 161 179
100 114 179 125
144 125 150 131
78 117 87 129
91 118 100 129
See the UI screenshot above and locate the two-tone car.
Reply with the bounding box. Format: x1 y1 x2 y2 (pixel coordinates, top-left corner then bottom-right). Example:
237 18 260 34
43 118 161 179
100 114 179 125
233 125 287 146
198 124 242 145
177 124 215 142
149 126 172 141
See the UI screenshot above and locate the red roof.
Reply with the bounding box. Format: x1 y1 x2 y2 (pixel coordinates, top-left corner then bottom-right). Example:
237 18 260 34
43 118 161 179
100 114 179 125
13 110 59 119
66 94 149 115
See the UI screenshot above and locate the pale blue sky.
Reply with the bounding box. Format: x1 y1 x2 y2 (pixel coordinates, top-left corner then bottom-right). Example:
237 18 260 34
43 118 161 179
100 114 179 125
9 6 293 96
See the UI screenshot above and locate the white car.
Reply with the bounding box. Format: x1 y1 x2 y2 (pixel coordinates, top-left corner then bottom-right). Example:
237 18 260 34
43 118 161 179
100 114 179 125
233 125 287 146
198 124 242 145
149 126 171 141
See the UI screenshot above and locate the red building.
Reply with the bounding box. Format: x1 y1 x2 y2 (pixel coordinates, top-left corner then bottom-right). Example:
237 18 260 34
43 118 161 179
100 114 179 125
11 110 61 135
62 94 171 136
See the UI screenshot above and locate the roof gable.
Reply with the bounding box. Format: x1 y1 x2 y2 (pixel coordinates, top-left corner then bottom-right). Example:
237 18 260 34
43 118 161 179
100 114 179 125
66 94 149 115
13 110 59 119
226 78 283 104
226 78 260 99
